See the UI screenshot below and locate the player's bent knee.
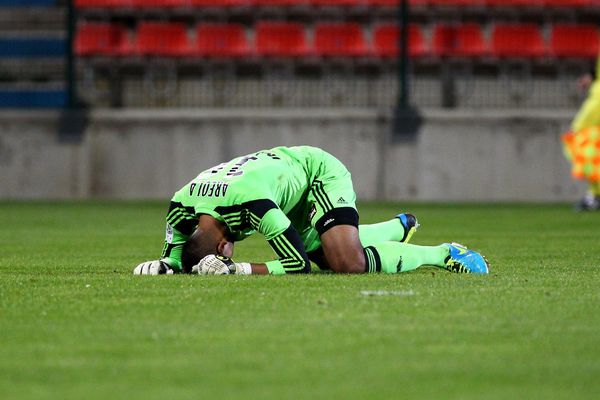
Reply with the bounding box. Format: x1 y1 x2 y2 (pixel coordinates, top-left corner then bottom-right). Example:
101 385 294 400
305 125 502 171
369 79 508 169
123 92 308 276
328 248 366 274
320 223 366 274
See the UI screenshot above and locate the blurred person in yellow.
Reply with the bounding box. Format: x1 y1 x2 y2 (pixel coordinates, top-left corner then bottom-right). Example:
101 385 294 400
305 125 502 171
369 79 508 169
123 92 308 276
562 55 600 211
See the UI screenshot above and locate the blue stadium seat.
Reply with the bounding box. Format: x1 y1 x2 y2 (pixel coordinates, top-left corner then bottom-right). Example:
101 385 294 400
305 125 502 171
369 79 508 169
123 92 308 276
0 0 57 5
0 88 66 108
0 37 65 57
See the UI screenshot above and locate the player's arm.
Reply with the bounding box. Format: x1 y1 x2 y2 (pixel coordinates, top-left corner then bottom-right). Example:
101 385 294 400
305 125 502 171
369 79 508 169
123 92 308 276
134 228 187 275
248 200 311 274
160 200 199 271
134 200 197 275
197 224 310 275
158 224 187 272
262 223 311 274
193 255 268 275
198 201 310 275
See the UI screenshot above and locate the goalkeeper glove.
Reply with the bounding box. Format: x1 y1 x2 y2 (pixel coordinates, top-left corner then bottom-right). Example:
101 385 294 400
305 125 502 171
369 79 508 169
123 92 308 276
133 260 174 275
195 254 252 275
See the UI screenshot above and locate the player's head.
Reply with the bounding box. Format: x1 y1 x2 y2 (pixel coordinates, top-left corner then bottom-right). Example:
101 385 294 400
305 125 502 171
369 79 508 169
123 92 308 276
181 215 234 273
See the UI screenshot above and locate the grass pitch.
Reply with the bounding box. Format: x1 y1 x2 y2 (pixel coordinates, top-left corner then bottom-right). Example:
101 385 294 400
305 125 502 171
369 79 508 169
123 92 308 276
1 201 599 400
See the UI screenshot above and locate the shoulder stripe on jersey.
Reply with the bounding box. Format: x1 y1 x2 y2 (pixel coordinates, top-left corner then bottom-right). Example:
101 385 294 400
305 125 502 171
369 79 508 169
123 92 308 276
167 209 183 225
215 199 277 220
248 212 262 230
166 209 180 222
316 180 334 209
222 214 244 225
168 201 196 216
311 180 334 212
174 217 198 235
214 204 243 215
165 201 198 235
244 199 279 218
171 212 194 226
220 211 244 220
215 199 278 232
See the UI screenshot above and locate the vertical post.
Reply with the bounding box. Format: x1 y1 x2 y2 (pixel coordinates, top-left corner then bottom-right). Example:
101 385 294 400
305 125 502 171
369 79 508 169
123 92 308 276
59 0 88 142
393 0 421 139
398 0 409 109
66 0 76 108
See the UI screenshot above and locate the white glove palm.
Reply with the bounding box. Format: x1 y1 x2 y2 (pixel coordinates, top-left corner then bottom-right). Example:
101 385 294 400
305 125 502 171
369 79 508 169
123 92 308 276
133 260 174 275
195 255 251 275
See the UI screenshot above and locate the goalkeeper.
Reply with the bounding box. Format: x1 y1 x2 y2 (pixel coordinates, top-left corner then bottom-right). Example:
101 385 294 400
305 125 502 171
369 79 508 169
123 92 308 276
134 146 488 276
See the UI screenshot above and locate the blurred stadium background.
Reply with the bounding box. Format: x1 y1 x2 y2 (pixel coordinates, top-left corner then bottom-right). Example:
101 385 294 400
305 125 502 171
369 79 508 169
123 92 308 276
0 0 598 200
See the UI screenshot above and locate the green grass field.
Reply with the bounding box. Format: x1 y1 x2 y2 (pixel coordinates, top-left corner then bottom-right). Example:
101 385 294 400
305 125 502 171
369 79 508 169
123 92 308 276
1 201 599 400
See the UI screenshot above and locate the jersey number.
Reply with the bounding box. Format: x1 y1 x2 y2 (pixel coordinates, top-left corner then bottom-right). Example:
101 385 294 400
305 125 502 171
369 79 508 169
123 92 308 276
205 151 280 178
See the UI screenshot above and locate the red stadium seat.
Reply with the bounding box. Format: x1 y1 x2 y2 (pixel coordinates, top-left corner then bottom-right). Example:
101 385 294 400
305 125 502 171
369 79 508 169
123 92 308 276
431 23 488 57
370 0 430 5
372 24 427 58
133 22 192 57
74 0 132 7
490 23 546 58
429 0 484 5
131 0 189 7
368 0 398 5
544 0 592 6
550 24 599 59
486 0 542 5
314 23 369 57
195 23 250 57
255 22 309 57
310 0 364 6
190 0 248 6
75 23 129 56
253 0 307 5
368 0 399 5
372 0 484 6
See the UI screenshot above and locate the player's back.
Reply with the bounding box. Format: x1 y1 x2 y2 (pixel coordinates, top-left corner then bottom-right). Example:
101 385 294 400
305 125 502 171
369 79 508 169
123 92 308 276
175 146 325 215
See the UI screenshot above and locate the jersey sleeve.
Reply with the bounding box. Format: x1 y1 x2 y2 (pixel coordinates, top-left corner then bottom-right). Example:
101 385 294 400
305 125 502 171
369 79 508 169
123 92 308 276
264 224 312 275
245 200 311 275
159 200 198 271
160 225 186 271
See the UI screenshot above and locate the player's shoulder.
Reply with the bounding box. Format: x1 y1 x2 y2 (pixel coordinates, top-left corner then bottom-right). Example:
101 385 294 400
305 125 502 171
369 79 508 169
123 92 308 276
266 145 327 166
269 145 322 156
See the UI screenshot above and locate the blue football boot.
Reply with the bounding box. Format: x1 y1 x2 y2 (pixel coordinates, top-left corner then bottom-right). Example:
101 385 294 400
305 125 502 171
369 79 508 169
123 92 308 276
444 242 489 274
396 213 419 243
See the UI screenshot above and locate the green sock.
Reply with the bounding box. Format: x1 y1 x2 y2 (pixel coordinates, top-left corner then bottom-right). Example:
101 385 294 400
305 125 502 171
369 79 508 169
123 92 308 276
364 242 449 273
359 219 406 247
590 182 600 197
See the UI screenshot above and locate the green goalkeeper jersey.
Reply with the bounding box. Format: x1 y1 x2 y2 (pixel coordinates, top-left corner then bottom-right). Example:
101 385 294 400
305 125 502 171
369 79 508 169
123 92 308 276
160 145 356 274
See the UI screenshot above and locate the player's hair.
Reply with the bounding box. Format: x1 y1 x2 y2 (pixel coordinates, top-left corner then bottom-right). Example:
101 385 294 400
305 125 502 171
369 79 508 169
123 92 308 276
181 229 216 273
